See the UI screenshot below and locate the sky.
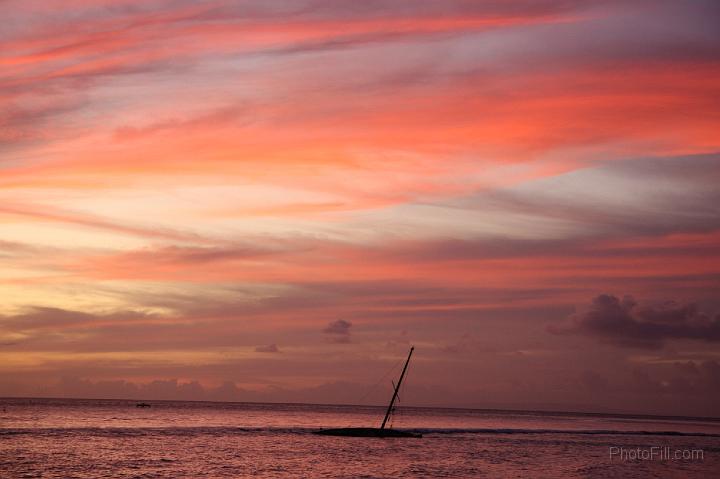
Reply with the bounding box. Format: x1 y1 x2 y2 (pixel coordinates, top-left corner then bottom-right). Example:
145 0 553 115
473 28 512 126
1 0 719 417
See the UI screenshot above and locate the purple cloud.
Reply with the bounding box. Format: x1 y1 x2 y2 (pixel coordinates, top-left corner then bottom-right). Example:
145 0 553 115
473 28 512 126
255 343 280 353
548 294 720 348
323 319 352 343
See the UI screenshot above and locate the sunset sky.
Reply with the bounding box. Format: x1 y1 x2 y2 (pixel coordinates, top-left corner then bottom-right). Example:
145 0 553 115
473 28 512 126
1 0 719 416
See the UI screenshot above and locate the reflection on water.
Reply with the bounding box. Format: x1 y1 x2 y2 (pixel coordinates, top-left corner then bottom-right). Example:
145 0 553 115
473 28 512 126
1 398 718 478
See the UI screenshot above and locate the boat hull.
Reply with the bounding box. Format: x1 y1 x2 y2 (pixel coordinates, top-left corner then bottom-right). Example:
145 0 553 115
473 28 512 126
313 427 422 438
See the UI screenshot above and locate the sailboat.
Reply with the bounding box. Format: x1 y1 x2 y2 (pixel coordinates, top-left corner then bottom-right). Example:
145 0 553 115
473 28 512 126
314 346 422 438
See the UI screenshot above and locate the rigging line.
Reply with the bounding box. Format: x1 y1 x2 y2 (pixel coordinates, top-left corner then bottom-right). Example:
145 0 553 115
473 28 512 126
391 389 401 429
345 356 404 428
394 355 410 427
354 357 403 406
388 355 411 429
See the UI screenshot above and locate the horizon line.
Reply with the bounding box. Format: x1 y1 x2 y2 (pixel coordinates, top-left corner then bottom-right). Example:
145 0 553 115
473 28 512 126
3 395 719 422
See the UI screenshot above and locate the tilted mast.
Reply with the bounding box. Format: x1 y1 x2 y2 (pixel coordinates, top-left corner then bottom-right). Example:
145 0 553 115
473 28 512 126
380 346 414 430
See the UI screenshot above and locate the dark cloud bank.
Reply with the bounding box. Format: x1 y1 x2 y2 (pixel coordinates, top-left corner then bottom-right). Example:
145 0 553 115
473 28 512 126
549 294 720 348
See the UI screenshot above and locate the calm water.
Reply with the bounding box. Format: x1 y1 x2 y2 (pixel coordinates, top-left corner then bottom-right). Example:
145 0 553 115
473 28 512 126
1 398 718 478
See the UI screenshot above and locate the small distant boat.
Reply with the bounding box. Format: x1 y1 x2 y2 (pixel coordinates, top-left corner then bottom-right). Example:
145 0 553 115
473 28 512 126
314 346 421 438
135 402 151 408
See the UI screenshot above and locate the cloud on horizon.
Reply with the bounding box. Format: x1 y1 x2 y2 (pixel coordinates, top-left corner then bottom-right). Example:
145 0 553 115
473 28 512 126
549 294 720 348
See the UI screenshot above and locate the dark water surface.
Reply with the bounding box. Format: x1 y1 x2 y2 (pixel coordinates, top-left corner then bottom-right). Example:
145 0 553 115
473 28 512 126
1 398 718 478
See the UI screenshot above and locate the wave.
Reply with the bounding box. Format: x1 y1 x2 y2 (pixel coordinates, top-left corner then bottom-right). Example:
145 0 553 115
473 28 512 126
412 428 720 437
1 426 718 438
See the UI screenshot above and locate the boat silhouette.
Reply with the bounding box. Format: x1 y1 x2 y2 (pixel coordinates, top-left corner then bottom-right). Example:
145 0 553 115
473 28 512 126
314 346 421 438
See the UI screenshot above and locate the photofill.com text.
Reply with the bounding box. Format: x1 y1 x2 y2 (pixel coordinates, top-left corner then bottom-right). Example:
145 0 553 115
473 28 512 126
609 446 704 461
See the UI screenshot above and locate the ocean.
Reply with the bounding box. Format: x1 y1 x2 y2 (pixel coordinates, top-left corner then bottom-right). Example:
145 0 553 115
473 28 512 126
1 398 718 478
